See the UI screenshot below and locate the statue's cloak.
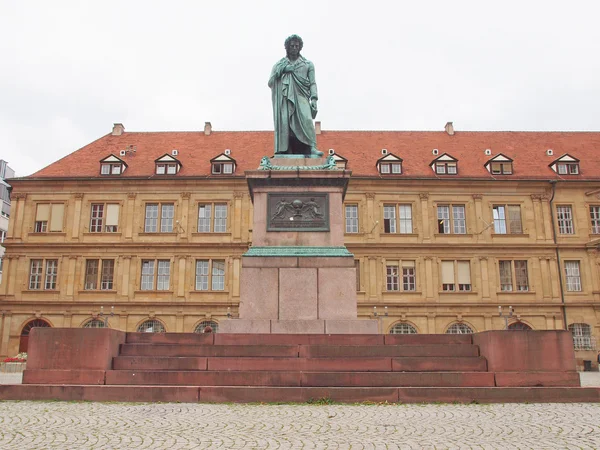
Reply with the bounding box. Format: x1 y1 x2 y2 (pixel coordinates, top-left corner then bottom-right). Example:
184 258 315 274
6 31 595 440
268 56 318 154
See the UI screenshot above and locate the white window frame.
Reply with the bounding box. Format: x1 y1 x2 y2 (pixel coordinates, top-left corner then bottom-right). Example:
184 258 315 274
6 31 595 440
499 260 529 292
345 204 359 233
590 206 600 234
441 260 471 292
437 204 466 234
195 259 226 291
557 205 575 234
493 205 523 234
197 203 228 233
564 261 582 292
144 203 175 233
140 259 171 291
383 204 413 234
29 259 58 290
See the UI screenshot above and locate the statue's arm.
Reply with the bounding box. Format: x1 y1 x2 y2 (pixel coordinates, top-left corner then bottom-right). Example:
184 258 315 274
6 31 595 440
268 59 288 88
308 61 318 100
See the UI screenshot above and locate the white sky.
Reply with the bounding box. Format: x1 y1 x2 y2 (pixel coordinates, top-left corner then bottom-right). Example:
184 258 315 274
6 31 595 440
1 0 599 177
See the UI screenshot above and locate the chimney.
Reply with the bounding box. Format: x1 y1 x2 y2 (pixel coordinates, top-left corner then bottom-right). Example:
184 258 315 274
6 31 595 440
204 122 212 136
112 123 125 136
315 121 321 135
444 122 454 136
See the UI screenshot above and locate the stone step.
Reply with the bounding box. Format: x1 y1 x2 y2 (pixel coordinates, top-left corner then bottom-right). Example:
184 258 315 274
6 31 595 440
299 345 479 358
119 343 479 358
112 356 486 372
104 370 495 387
384 334 472 345
119 344 300 357
6 385 598 403
126 332 213 345
214 334 385 346
207 357 393 372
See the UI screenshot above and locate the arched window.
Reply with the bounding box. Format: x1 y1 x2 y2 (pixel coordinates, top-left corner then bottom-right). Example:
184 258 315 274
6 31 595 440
389 322 417 334
19 319 51 353
568 323 593 350
83 319 107 328
194 320 219 333
508 321 532 331
445 322 474 334
137 319 166 333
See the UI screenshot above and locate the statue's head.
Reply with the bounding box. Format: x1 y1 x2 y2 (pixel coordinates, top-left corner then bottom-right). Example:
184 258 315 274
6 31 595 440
285 34 303 58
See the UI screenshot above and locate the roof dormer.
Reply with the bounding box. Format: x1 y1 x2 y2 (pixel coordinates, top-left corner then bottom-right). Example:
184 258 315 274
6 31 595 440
484 153 514 175
154 154 182 175
549 154 580 175
99 154 127 176
376 153 403 175
430 153 458 175
210 152 237 175
329 152 348 170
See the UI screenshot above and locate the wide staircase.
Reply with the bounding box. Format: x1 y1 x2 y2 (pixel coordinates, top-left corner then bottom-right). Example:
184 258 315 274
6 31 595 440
15 331 595 403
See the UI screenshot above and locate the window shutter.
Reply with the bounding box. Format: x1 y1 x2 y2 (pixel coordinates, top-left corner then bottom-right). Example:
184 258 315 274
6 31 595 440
106 204 120 226
441 261 454 284
36 204 50 221
49 204 64 232
457 261 471 284
507 206 522 233
402 260 415 268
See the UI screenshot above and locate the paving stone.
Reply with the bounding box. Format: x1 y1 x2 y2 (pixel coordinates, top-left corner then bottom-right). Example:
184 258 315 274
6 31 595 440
0 401 599 449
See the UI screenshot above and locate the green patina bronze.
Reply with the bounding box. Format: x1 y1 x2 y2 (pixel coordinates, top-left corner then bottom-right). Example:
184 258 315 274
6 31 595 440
258 155 337 171
268 35 323 158
244 246 353 257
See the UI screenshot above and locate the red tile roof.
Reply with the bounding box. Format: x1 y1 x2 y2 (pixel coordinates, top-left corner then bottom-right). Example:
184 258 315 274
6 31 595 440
28 130 600 180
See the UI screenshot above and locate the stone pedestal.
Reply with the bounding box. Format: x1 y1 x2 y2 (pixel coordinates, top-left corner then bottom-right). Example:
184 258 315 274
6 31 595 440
220 157 377 334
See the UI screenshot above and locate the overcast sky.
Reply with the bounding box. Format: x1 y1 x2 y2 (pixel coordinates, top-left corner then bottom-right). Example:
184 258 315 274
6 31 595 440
1 0 599 177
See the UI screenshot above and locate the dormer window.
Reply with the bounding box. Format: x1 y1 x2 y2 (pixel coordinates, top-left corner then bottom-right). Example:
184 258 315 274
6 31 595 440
330 153 348 170
435 162 457 174
376 153 402 175
154 154 182 175
210 152 237 175
549 154 580 176
99 155 127 176
431 153 458 175
557 162 579 175
485 154 514 175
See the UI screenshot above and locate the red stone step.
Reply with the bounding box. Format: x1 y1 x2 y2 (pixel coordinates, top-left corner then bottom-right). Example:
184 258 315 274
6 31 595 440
23 369 106 385
300 344 479 358
207 357 393 372
126 332 214 345
119 344 300 357
214 334 385 346
106 370 302 386
113 356 208 371
104 370 494 387
495 371 581 387
385 334 472 345
391 357 487 372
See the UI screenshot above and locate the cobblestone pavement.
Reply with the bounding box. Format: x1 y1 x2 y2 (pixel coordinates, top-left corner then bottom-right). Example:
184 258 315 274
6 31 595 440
0 401 599 449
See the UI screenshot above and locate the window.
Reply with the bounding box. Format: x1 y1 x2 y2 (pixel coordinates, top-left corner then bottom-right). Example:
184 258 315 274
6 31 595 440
389 323 417 334
140 260 171 291
144 203 175 233
383 204 412 234
195 259 226 291
345 205 359 233
100 163 123 175
557 163 579 175
379 162 402 174
0 230 6 242
568 323 594 350
556 205 574 234
435 162 457 174
508 322 532 331
492 205 522 234
137 319 166 333
90 203 120 233
34 203 64 233
437 205 466 234
194 320 219 333
590 206 600 234
156 163 178 175
441 260 471 291
29 259 58 290
446 323 474 334
499 260 529 291
84 259 115 290
83 319 107 328
564 261 581 292
212 162 234 174
386 261 416 292
197 203 228 233
490 162 513 175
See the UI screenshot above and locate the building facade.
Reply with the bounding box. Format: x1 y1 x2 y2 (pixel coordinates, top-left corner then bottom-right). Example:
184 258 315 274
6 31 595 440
0 123 599 366
0 160 15 285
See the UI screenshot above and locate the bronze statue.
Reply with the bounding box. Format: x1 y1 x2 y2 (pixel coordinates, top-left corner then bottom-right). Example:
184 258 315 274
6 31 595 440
268 35 323 157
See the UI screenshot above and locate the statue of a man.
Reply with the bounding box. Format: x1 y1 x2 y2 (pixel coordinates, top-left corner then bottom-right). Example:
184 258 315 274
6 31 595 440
268 35 323 157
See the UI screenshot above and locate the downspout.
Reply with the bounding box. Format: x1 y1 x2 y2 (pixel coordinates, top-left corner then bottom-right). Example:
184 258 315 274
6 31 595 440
548 180 568 330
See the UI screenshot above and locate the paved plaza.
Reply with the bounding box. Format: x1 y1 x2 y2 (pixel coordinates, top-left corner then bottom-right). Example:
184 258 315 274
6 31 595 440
0 401 599 449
